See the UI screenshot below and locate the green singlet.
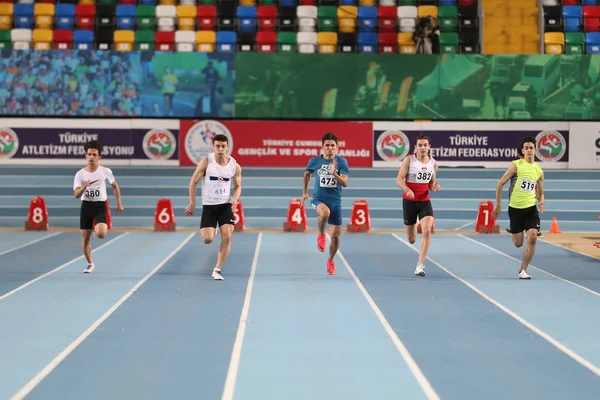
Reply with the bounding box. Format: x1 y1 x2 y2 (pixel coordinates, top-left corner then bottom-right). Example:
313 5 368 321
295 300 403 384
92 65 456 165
509 159 543 209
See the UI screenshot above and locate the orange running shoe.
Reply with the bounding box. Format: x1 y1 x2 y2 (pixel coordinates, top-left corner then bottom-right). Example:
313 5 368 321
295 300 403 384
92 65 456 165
317 234 326 252
327 260 335 275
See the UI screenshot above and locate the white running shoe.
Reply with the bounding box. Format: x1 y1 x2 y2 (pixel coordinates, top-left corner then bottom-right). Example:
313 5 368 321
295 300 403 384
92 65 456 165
414 264 426 277
212 270 224 280
518 270 532 280
83 264 95 274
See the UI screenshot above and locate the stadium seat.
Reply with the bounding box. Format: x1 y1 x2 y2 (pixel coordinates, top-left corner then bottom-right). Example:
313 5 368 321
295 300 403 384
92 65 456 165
14 4 33 29
584 5 600 31
0 29 10 48
0 3 13 30
378 32 396 53
357 6 376 32
196 30 216 51
216 30 236 52
237 31 255 51
585 31 600 52
438 6 457 32
156 5 176 31
175 29 195 51
11 28 32 50
53 29 73 49
177 5 196 30
544 31 564 53
337 6 357 33
256 30 276 51
73 29 93 49
155 30 174 50
116 5 136 30
317 6 337 31
440 32 458 53
197 5 216 30
398 6 417 32
563 6 582 32
55 4 75 30
397 31 415 53
357 31 376 53
75 5 95 30
136 5 155 30
135 29 155 50
32 28 52 49
0 0 482 54
297 31 317 53
114 29 134 51
378 6 396 32
338 32 356 52
297 5 317 32
257 5 276 30
565 31 584 53
34 4 54 29
317 31 337 53
277 31 296 52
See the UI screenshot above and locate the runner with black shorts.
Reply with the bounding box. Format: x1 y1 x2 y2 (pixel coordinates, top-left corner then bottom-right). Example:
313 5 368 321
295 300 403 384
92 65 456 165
73 140 125 274
395 135 441 277
185 134 242 281
492 137 545 280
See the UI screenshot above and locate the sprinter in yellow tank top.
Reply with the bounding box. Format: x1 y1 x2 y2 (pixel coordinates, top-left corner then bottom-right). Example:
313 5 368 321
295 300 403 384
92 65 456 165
492 137 545 280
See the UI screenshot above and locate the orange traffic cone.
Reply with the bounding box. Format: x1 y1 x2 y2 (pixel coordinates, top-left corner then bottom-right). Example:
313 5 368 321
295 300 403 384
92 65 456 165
549 217 561 233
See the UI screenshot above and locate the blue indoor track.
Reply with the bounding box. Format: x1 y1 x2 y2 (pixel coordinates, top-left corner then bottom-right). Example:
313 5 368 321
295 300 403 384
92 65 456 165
0 230 599 399
0 166 599 399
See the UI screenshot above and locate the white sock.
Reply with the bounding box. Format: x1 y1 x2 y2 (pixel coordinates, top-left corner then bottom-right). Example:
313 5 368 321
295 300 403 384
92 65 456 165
213 268 220 273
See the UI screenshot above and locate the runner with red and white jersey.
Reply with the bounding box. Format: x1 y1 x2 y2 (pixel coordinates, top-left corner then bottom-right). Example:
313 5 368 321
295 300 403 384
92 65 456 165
395 135 441 277
73 140 125 274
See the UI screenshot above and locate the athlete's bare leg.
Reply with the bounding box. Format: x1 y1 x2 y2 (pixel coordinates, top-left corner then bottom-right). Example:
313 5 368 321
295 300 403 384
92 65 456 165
201 227 216 244
94 222 108 239
81 230 93 263
405 224 418 244
416 216 434 265
316 203 330 236
215 224 233 271
328 224 342 262
511 232 524 248
520 228 538 273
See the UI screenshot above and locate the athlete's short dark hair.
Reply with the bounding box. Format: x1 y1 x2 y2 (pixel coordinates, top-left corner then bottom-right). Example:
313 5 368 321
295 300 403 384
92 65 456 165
213 134 228 144
415 135 431 146
84 140 103 156
322 132 338 144
517 147 524 157
523 137 536 147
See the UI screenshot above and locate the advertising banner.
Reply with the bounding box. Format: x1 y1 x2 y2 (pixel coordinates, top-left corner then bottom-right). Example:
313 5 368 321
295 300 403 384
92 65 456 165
568 122 600 169
235 53 598 121
0 119 179 166
179 120 373 167
372 122 570 169
0 50 234 119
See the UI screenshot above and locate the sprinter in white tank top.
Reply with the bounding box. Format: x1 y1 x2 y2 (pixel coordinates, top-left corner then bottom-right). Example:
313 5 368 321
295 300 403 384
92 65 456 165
73 140 125 274
185 133 242 281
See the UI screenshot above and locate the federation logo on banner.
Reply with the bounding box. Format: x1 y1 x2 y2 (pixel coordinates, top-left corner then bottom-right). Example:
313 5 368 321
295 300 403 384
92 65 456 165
143 129 177 160
0 128 19 159
535 130 566 162
185 120 233 164
375 130 410 162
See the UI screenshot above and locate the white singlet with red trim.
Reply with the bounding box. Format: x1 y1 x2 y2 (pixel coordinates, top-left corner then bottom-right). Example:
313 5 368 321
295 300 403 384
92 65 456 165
73 166 115 202
403 154 435 202
202 153 237 205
